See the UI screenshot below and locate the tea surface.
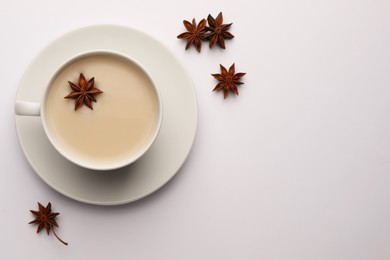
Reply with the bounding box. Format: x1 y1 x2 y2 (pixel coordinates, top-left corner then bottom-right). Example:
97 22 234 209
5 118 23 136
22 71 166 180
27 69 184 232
46 54 159 165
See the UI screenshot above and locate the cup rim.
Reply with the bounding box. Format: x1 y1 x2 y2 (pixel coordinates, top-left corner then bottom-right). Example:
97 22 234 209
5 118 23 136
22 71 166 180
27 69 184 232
41 49 163 171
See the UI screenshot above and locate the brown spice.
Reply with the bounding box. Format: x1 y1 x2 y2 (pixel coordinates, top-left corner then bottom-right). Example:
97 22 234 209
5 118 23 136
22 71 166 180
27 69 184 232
177 18 207 52
206 12 234 49
212 63 246 99
29 202 68 246
64 73 103 110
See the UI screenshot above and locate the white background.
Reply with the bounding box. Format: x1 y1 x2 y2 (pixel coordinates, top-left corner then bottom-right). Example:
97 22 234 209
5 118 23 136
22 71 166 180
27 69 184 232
1 0 390 259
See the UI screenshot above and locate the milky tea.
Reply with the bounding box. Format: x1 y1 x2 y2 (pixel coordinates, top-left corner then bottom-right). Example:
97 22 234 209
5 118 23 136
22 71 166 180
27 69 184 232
45 53 160 168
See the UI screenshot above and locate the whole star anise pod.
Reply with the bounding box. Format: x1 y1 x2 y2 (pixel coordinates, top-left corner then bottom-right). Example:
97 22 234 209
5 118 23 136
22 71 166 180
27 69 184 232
29 202 68 246
177 18 207 52
212 63 246 99
64 73 103 110
206 12 234 49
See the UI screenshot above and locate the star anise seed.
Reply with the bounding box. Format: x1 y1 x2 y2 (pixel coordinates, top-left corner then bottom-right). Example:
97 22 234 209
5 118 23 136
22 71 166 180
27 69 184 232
64 73 103 110
206 12 234 49
29 202 68 246
177 18 207 52
212 63 246 99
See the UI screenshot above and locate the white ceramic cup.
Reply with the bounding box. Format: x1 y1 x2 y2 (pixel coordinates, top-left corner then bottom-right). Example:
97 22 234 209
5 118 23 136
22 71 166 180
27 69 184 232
15 50 163 171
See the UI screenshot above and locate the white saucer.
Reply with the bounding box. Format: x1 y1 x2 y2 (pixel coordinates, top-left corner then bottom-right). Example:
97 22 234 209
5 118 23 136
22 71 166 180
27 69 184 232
14 25 197 205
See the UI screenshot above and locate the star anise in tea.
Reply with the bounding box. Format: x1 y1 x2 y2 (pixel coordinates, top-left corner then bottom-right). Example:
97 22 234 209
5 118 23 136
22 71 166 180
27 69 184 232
212 63 246 99
29 202 68 246
177 18 207 52
64 73 103 110
206 12 234 49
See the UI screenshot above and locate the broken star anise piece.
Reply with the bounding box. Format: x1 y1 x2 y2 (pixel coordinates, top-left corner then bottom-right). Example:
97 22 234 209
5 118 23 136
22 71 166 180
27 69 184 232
64 73 103 110
206 12 234 49
29 202 68 246
177 18 207 52
212 63 246 99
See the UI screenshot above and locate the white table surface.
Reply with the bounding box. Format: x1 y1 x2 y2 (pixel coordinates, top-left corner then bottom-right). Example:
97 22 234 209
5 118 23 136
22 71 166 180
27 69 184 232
1 0 390 259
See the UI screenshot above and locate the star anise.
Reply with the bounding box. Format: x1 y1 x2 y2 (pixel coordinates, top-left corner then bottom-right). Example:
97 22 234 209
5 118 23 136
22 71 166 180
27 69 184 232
177 18 207 52
64 73 103 110
212 63 246 99
29 202 68 246
206 12 234 49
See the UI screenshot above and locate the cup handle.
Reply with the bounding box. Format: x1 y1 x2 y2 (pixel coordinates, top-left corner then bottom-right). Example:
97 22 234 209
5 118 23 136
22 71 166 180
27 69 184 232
15 101 41 116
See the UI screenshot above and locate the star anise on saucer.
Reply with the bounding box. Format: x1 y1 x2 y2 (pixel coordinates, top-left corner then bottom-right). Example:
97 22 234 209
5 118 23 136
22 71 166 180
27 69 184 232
212 63 246 99
177 18 207 52
64 73 103 110
29 202 68 246
206 12 234 49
